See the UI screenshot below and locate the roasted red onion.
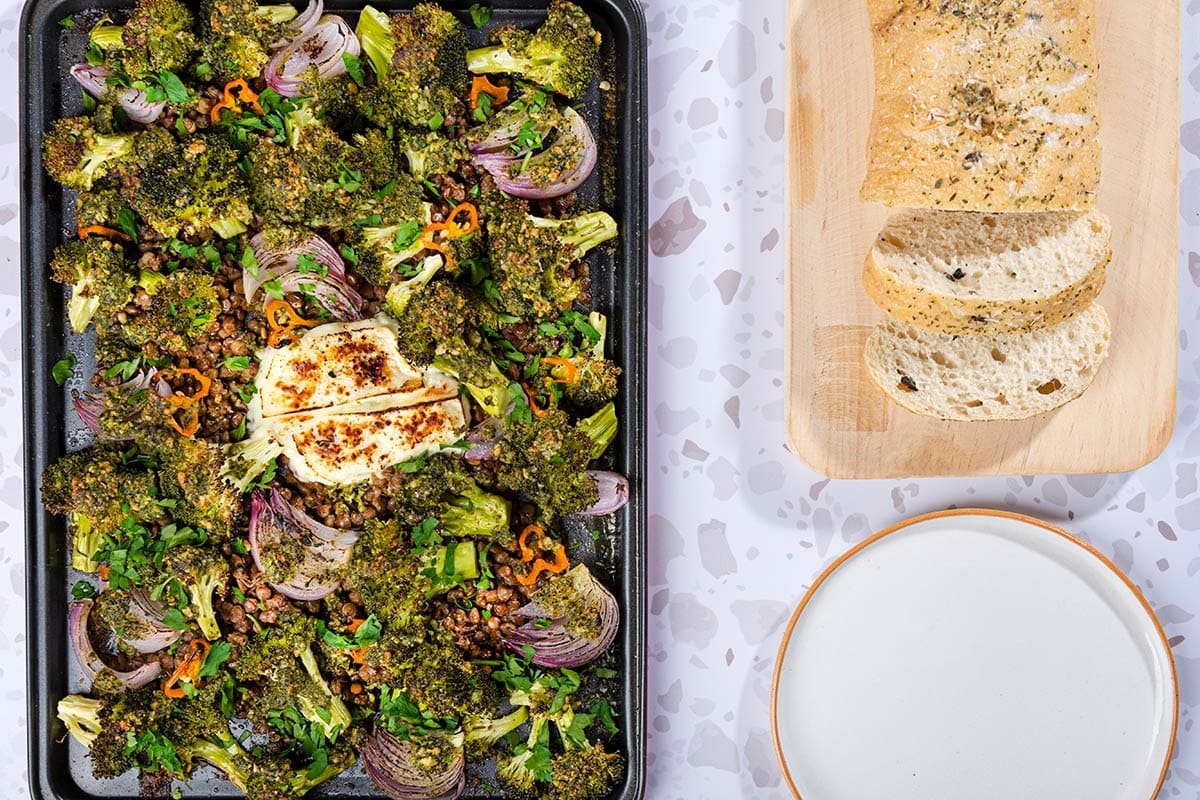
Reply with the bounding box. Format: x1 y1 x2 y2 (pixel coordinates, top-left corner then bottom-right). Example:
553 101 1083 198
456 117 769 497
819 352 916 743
248 489 359 601
73 369 172 437
469 106 597 199
463 417 503 462
360 725 465 800
269 0 324 48
582 471 629 516
264 14 360 97
245 232 363 320
70 600 162 689
70 63 168 124
120 590 184 653
504 564 618 668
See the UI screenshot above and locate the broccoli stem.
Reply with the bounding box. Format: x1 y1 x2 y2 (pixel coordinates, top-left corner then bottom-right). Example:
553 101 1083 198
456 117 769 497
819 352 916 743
356 5 395 78
89 24 124 50
57 694 103 747
529 212 618 260
578 402 617 460
70 512 101 573
298 645 353 738
466 46 527 79
254 4 298 24
211 218 249 239
66 290 101 335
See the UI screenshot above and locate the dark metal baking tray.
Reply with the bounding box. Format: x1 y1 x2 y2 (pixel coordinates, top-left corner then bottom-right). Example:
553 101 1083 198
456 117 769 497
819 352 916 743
20 2 647 798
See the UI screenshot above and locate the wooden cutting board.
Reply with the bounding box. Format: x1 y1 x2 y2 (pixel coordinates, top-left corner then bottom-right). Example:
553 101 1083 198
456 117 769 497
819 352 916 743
784 0 1181 479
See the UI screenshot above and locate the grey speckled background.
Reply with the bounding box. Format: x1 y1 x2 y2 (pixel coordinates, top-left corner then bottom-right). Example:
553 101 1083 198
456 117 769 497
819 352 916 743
0 0 1199 798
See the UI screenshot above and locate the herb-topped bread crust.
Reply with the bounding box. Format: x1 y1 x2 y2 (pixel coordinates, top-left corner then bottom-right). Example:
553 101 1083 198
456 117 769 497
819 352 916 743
861 0 1101 212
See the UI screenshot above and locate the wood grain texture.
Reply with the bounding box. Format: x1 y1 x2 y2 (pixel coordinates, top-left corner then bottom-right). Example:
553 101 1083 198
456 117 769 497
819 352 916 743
785 0 1179 479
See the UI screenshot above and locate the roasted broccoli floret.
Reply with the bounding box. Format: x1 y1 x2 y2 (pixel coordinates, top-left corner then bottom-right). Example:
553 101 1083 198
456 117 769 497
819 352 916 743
348 213 433 286
383 255 446 316
189 732 355 800
344 518 433 628
49 236 134 332
199 0 298 80
549 743 625 800
541 312 621 410
440 483 511 541
113 269 220 352
57 694 104 747
463 706 529 759
75 186 129 233
55 687 183 778
397 130 468 180
483 189 617 320
150 433 243 538
466 0 601 99
357 3 469 128
107 0 199 76
496 714 552 798
132 135 253 239
42 117 133 192
160 545 227 639
495 408 599 522
41 444 160 570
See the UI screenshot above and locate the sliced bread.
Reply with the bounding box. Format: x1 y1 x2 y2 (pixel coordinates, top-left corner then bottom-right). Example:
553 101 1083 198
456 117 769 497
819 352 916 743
864 304 1111 422
861 0 1101 211
863 210 1111 335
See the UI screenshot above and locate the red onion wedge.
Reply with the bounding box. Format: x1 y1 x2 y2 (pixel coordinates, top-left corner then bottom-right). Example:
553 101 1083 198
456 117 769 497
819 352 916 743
73 369 172 438
248 489 359 601
264 14 360 97
120 590 184 653
245 232 363 320
70 63 168 124
469 106 597 199
269 0 324 49
463 417 503 462
504 564 619 668
582 471 628 516
360 724 465 800
70 600 162 689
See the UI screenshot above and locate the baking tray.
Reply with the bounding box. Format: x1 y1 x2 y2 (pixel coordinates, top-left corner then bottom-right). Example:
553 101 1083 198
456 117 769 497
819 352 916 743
784 0 1180 479
20 2 647 798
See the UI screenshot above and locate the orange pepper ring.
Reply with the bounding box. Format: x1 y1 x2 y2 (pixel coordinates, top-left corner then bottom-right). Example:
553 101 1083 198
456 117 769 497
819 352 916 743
445 203 479 239
522 383 552 418
518 524 545 563
517 543 569 586
77 224 131 242
470 76 510 109
163 639 211 698
265 298 318 347
541 357 578 384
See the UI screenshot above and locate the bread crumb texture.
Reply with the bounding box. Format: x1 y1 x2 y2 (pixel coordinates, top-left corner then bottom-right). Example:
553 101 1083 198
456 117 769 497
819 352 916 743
862 0 1101 211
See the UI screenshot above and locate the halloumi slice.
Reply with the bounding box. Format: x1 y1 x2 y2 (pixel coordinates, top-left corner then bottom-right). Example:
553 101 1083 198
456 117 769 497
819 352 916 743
276 397 467 485
253 316 456 420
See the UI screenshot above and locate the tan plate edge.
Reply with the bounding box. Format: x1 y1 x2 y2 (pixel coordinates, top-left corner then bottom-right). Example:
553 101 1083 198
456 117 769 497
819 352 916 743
768 508 1180 800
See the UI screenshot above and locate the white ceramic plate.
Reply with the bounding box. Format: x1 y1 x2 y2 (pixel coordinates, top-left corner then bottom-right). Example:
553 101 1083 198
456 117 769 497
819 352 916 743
771 510 1177 800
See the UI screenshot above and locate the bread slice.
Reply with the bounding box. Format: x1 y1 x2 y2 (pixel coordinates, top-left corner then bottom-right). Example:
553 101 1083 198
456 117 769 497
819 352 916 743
864 304 1110 421
863 210 1111 335
861 0 1101 212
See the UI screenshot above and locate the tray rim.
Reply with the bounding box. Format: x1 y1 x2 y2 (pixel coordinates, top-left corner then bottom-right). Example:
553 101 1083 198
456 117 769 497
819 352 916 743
19 1 648 798
769 507 1180 800
782 0 1182 480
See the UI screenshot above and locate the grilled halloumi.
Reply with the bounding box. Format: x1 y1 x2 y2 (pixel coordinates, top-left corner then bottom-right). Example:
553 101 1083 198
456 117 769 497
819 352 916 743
226 316 468 488
251 317 458 422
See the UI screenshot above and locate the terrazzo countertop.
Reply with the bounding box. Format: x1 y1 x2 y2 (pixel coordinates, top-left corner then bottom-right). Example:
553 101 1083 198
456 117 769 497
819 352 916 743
0 0 1198 798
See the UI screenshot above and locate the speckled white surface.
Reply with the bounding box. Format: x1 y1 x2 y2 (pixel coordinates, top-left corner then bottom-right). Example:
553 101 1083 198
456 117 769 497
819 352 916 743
1 0 1199 798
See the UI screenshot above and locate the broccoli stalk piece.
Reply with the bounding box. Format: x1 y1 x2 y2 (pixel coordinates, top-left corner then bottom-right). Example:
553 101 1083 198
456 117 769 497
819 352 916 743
161 546 227 640
357 3 469 128
578 401 618 460
384 255 446 317
497 714 553 796
57 695 104 747
70 513 102 573
42 117 134 192
466 0 601 99
463 706 529 759
297 645 354 739
189 735 355 800
49 237 134 333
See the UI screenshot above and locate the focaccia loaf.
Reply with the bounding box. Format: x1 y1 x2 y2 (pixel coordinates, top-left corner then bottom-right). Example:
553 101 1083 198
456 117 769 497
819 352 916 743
861 0 1101 212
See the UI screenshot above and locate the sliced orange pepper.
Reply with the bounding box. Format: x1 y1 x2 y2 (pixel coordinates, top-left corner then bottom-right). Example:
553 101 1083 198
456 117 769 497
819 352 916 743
163 368 213 438
347 618 366 634
470 76 510 109
163 639 211 698
522 383 552 418
98 565 110 582
77 224 131 242
445 203 479 239
517 543 569 586
541 357 578 384
350 647 367 665
210 79 263 123
265 298 318 348
518 524 544 563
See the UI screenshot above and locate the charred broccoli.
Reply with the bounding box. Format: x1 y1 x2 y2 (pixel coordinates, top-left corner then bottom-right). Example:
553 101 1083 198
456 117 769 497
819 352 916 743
495 407 599 522
463 706 529 760
199 0 298 80
132 135 253 239
75 186 129 233
160 545 227 639
112 269 220 352
466 0 601 99
483 190 617 320
96 0 199 77
42 117 133 192
541 312 621 410
383 255 446 316
357 3 469 128
347 213 434 286
397 130 468 180
549 743 625 800
49 236 134 332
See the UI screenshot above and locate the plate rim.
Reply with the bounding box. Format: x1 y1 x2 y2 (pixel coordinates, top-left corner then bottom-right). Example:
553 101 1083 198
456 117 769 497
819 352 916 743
769 507 1180 800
